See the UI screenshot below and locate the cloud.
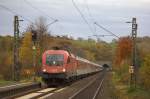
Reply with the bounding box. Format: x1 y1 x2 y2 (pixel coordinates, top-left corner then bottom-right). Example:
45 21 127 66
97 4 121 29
0 0 150 41
78 0 150 8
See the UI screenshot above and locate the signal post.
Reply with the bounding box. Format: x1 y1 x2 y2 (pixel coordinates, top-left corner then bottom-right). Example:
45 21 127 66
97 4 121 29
128 18 138 87
31 30 37 81
13 16 23 81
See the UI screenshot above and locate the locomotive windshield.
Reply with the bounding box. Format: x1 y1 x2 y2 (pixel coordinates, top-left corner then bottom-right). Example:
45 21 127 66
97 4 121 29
46 54 64 66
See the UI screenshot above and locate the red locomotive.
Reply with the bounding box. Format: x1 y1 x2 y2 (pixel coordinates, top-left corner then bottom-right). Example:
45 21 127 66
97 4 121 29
41 50 102 85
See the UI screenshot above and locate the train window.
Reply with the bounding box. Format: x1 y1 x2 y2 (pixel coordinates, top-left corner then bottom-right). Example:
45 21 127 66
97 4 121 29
46 54 64 66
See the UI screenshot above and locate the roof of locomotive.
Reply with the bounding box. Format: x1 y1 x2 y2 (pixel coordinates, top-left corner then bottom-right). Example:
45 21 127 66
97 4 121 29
44 50 69 54
43 50 75 58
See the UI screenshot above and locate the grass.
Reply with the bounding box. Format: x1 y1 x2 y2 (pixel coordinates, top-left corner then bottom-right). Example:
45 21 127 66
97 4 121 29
127 86 150 99
0 80 16 87
112 71 150 99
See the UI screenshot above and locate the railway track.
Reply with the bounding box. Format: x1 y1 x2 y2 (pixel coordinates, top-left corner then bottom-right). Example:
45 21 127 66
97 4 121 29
69 71 106 99
0 71 106 99
34 71 106 99
29 71 106 99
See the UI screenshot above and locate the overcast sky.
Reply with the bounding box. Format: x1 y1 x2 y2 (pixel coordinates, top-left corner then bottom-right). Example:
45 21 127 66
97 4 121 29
0 0 150 41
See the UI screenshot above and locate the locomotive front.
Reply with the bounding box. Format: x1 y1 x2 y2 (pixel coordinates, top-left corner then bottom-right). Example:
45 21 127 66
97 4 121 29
41 50 69 81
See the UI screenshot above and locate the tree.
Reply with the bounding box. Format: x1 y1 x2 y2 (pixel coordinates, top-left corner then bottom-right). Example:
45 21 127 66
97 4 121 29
84 50 95 61
77 37 84 41
113 37 132 82
26 17 49 51
0 36 13 80
95 42 112 61
114 37 132 66
20 32 33 68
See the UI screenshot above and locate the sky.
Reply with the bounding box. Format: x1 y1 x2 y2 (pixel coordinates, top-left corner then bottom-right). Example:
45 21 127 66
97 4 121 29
0 0 150 42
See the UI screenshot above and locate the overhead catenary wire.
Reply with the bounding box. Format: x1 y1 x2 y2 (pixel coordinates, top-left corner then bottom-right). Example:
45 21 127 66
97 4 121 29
84 0 97 33
84 0 95 22
0 3 35 37
0 2 58 34
83 0 120 39
0 4 33 24
72 0 95 34
94 22 120 38
88 34 113 42
23 0 58 22
93 34 113 37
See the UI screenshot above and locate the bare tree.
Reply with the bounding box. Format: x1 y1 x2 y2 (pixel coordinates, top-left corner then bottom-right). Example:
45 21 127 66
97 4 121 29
26 17 50 51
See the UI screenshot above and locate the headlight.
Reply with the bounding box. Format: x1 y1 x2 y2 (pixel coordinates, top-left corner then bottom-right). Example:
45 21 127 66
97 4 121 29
62 68 66 72
43 69 46 72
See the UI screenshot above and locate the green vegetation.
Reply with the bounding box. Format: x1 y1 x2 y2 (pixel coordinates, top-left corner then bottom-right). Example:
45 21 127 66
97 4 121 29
0 80 16 87
113 36 150 99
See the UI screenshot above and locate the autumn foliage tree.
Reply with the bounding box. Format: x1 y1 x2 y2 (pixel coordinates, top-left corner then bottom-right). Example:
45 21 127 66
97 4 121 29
20 32 33 66
19 32 34 78
115 37 132 66
114 37 132 82
0 36 13 80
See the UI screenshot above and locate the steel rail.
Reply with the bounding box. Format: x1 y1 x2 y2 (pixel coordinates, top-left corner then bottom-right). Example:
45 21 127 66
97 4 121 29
69 70 106 99
69 74 100 99
92 78 104 99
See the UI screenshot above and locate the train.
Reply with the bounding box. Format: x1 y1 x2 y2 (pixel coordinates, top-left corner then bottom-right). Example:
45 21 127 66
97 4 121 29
41 50 103 85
